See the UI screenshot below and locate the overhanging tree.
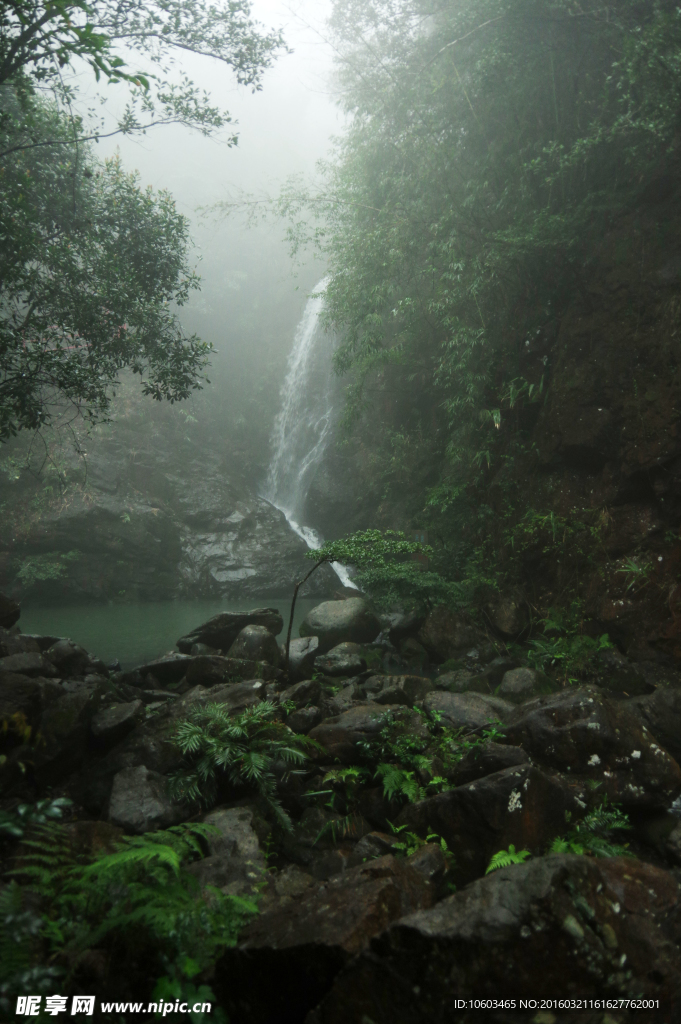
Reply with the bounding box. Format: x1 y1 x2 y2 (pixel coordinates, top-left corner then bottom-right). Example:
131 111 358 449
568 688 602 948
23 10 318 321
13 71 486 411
0 0 286 144
0 89 210 438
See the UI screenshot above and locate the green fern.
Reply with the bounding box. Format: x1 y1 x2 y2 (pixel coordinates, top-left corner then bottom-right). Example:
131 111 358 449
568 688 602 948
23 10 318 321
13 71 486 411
375 764 424 803
387 822 455 867
549 800 633 858
0 881 63 1014
485 845 532 874
11 821 258 985
171 700 320 831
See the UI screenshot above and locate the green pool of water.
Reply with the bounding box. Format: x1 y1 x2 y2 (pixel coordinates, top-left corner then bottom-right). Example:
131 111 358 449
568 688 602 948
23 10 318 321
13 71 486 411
19 598 319 671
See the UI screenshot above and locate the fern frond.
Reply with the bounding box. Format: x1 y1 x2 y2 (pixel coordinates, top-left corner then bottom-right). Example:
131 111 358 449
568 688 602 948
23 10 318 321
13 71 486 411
375 764 424 803
485 845 531 874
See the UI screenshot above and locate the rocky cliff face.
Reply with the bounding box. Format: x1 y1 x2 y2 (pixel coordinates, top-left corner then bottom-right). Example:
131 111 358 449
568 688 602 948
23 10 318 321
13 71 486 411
302 197 681 664
0 394 335 604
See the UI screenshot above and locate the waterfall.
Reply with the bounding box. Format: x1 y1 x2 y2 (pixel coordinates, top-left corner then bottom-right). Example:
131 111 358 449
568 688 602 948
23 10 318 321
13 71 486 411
263 278 357 590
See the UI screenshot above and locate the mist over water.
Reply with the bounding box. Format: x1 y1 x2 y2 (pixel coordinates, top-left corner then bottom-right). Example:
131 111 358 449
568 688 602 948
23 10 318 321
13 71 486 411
263 279 357 589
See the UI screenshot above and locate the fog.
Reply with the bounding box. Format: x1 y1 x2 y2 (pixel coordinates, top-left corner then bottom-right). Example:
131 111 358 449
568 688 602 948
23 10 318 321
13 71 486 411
95 0 343 470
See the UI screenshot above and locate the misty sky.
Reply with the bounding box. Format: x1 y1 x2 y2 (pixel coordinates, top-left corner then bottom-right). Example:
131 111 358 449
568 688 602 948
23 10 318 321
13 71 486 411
98 0 340 222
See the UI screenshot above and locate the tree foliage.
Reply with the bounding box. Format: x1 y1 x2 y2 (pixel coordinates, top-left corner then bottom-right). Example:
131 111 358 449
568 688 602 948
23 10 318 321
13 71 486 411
0 0 285 142
0 86 212 438
264 0 681 572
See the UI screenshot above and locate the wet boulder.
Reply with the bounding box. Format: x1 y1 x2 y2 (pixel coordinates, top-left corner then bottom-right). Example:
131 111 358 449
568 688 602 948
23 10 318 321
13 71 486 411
176 608 283 654
424 691 514 731
179 680 266 717
416 607 487 662
309 855 681 1023
396 763 573 887
91 700 144 746
0 652 58 678
503 686 681 809
299 599 381 653
214 855 433 1024
279 678 322 709
108 765 189 833
132 654 192 687
44 639 92 677
595 648 653 697
497 666 554 702
314 642 367 677
309 705 412 763
0 630 40 657
185 806 266 897
34 678 107 786
228 624 281 667
626 685 681 763
363 674 433 707
0 593 20 629
0 674 43 734
449 740 529 786
434 670 491 695
286 705 323 734
485 589 529 637
285 636 319 682
185 655 278 688
385 608 426 648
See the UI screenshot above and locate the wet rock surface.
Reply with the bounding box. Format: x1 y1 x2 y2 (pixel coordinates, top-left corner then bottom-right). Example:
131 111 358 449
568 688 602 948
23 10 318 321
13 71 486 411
4 594 681 1022
214 855 433 1024
299 598 381 653
308 855 681 1023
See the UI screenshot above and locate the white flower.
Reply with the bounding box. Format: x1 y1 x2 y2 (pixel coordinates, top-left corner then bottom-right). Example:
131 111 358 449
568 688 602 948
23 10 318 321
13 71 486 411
588 754 601 767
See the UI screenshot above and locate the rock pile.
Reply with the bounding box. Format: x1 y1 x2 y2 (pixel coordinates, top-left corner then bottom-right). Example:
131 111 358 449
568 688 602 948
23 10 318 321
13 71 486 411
2 596 681 1021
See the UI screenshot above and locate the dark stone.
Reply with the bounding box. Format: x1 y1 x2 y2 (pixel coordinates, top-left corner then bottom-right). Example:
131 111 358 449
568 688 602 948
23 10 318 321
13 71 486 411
134 654 192 686
0 593 20 629
286 636 319 682
176 608 283 654
486 590 530 637
286 706 323 734
364 675 433 708
385 609 426 648
185 806 266 897
213 855 432 1024
90 700 143 745
299 599 381 653
108 765 189 833
627 685 681 763
0 652 58 678
0 630 40 658
433 670 491 695
497 666 555 702
396 763 574 887
44 639 91 676
228 624 281 667
416 607 487 662
595 648 654 696
450 741 529 786
504 686 681 809
0 674 42 735
423 691 514 731
280 678 322 709
309 855 681 1023
309 705 412 764
314 642 367 677
185 655 278 688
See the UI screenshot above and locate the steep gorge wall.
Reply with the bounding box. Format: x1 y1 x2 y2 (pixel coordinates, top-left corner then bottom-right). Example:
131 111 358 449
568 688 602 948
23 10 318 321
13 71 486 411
304 193 681 662
0 397 335 605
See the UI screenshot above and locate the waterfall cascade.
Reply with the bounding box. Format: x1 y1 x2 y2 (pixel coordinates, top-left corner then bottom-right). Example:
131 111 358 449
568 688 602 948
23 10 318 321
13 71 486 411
263 279 357 589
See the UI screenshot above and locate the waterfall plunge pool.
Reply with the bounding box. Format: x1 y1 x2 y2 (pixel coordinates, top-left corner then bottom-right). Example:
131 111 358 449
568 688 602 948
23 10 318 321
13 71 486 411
18 597 322 671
